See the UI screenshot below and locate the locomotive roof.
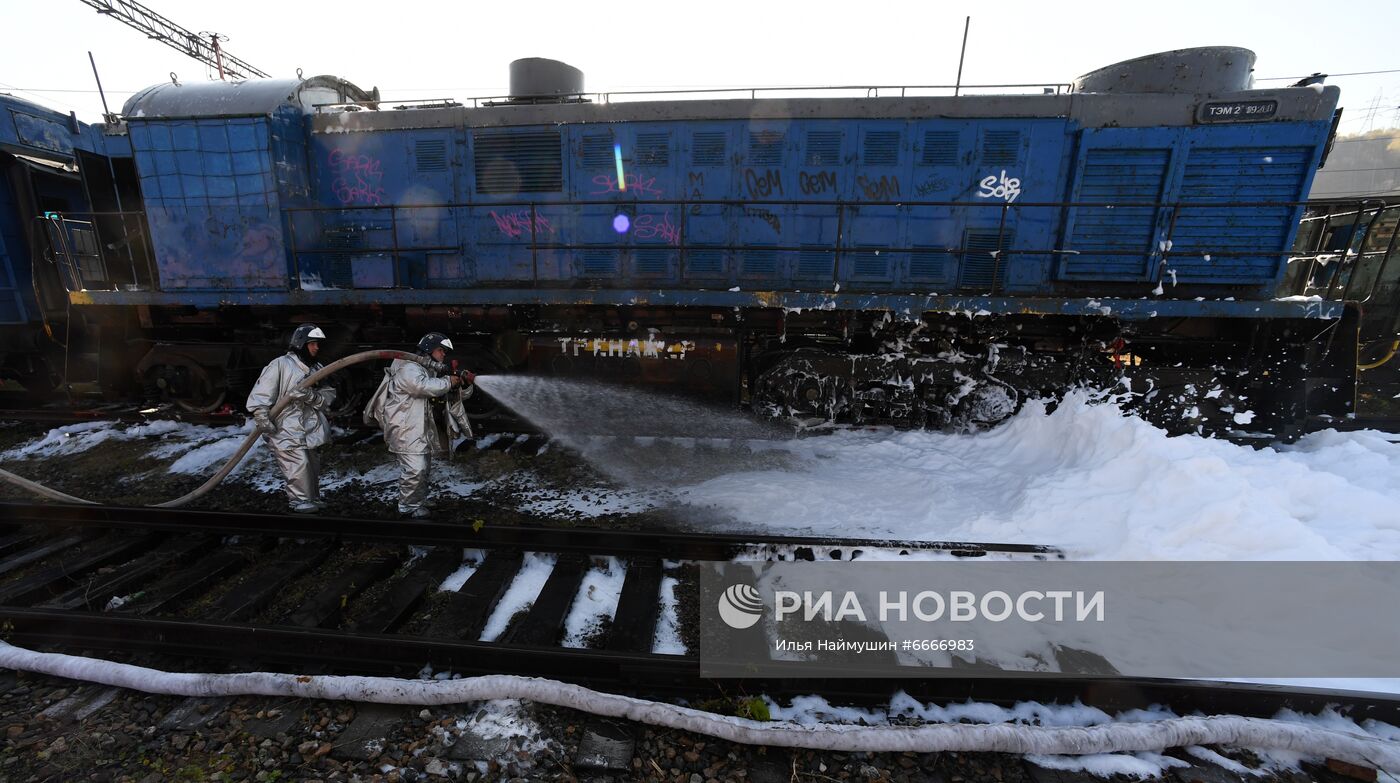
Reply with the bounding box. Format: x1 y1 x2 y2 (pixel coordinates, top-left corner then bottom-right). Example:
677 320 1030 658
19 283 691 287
306 86 1339 134
122 75 375 119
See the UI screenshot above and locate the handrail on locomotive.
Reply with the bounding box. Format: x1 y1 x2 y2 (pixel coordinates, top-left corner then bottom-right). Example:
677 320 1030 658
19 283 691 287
311 81 1077 114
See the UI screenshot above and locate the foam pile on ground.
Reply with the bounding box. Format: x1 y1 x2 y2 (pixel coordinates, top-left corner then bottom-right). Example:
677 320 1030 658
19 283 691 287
675 391 1400 560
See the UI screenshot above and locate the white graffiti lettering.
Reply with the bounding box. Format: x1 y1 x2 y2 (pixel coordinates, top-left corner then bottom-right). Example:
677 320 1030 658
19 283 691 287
977 170 1022 203
554 337 695 359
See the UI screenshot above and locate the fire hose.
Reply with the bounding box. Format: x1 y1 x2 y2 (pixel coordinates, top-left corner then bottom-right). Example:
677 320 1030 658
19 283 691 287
0 350 443 509
1 642 1397 772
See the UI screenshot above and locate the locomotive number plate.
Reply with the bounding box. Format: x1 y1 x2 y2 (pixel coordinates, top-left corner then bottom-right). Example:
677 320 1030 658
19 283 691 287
1198 100 1279 123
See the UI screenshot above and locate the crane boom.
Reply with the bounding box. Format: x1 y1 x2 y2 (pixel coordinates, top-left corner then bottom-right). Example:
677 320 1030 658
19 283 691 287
77 0 271 80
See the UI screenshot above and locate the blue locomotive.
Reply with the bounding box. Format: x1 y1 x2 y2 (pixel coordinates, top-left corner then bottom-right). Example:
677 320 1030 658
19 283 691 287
0 47 1380 435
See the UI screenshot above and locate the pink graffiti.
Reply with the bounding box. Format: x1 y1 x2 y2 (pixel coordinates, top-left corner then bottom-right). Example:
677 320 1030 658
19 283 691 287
590 172 663 199
327 147 386 205
632 211 681 245
489 210 554 239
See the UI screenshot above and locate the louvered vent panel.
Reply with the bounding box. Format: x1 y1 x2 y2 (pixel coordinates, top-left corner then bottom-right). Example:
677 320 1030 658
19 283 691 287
742 249 778 276
473 130 563 193
849 250 890 278
909 248 955 282
748 131 784 166
1170 146 1310 282
805 131 842 166
692 132 727 166
636 132 671 166
415 139 447 172
581 133 615 168
981 130 1021 166
862 131 901 166
920 131 959 166
634 249 670 275
580 250 618 276
686 249 725 275
958 229 1013 290
796 249 834 278
1064 147 1170 278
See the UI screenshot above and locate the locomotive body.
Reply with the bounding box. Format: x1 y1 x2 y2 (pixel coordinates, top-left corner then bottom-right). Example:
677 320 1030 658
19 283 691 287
0 47 1373 435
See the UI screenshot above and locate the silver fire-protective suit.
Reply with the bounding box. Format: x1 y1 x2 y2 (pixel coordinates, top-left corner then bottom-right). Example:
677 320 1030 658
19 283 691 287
246 353 337 507
364 359 473 513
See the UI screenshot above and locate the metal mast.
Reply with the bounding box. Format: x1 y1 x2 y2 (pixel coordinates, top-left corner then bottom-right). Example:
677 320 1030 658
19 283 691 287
76 0 270 80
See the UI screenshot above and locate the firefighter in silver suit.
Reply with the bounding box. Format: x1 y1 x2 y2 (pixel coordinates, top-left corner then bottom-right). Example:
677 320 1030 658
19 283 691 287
246 324 338 513
364 332 474 518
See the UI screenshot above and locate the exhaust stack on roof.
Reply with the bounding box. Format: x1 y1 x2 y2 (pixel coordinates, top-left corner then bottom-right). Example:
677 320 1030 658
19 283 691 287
508 58 585 102
1074 47 1256 94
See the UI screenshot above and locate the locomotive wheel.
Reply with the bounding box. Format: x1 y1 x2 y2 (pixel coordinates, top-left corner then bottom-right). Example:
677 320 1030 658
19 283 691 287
146 360 227 414
5 357 56 402
174 389 228 414
956 382 1018 427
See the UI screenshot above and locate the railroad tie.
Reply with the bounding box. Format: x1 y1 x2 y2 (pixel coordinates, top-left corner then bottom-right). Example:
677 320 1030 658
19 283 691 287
604 558 664 653
123 546 259 616
0 533 164 606
212 540 336 622
0 531 42 560
345 547 462 634
423 549 523 640
42 535 215 611
286 552 405 629
504 552 591 647
0 535 89 580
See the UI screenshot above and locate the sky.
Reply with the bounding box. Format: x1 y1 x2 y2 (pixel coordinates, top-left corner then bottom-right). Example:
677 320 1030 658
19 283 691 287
2 0 1400 134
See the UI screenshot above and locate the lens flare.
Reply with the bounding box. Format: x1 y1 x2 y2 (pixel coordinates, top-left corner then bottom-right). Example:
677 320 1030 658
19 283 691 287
613 214 631 233
614 143 626 191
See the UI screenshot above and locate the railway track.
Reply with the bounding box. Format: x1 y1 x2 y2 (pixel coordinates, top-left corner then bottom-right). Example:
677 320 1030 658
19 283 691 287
0 502 1396 723
0 403 539 436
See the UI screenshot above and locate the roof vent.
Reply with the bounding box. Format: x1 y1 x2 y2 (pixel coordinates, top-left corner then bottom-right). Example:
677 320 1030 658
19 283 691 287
508 58 586 104
1074 47 1256 95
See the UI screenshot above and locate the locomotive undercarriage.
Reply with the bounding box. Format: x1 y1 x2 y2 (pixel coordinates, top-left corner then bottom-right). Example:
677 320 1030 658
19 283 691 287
745 311 1346 439
14 304 1351 441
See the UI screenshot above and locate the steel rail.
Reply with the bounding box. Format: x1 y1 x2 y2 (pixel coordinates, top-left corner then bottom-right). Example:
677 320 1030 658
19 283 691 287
0 502 1062 559
0 405 540 437
1 509 1398 723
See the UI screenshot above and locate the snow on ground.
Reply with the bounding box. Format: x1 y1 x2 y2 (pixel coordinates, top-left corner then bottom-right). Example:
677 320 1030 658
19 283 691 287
438 549 484 592
3 396 1398 562
561 557 626 648
762 694 1400 779
165 423 264 477
479 553 557 643
1025 751 1190 779
451 698 553 756
0 419 283 490
0 418 652 515
674 392 1400 561
1 420 183 459
651 572 685 655
514 483 662 518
